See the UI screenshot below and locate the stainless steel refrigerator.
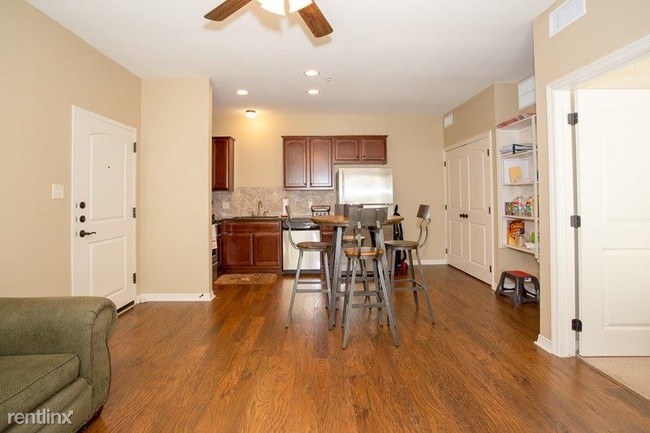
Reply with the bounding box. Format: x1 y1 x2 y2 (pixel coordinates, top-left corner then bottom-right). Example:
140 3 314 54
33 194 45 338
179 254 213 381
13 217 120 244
336 167 394 215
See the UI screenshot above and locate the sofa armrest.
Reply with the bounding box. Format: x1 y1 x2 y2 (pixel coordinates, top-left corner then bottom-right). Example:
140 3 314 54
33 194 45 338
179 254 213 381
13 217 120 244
0 297 117 409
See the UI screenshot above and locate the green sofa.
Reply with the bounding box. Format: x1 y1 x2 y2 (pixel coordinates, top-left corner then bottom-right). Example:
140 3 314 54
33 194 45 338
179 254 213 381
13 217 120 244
0 297 117 432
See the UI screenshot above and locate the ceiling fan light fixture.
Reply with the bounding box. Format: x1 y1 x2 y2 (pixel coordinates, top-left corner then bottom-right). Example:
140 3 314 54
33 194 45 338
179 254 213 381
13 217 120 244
307 89 320 95
236 89 249 96
258 0 285 17
289 0 313 13
304 69 319 77
245 109 258 119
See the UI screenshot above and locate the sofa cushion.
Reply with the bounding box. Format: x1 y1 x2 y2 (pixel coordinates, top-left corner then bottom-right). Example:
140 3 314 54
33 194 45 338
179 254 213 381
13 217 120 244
0 354 79 430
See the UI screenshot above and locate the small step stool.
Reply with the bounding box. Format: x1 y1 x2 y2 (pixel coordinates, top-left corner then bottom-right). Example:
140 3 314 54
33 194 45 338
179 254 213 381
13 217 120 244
496 270 540 306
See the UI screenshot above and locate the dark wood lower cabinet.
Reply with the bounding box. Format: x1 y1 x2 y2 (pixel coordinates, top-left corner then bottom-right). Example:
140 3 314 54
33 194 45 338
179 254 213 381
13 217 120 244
221 221 282 273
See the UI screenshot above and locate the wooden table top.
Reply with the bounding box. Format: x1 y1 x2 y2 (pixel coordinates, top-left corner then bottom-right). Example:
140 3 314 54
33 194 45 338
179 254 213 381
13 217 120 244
311 214 403 227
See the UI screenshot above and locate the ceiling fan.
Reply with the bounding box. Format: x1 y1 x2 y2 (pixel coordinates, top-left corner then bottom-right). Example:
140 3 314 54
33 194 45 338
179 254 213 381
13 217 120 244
205 0 333 38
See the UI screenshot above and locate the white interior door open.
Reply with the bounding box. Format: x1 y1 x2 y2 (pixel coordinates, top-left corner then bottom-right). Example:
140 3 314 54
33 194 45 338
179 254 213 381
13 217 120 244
72 107 136 311
446 133 493 284
576 89 650 356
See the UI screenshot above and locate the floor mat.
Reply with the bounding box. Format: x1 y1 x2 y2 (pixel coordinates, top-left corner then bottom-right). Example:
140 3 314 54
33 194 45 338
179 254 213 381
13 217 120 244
214 273 278 285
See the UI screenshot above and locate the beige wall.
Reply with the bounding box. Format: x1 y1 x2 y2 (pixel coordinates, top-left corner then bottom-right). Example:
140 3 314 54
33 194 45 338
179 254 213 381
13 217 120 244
140 79 213 296
443 85 496 149
533 0 650 338
0 0 141 297
213 112 446 260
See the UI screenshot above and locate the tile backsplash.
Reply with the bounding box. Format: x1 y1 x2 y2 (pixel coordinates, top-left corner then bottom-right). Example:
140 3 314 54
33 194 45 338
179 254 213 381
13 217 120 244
212 187 335 218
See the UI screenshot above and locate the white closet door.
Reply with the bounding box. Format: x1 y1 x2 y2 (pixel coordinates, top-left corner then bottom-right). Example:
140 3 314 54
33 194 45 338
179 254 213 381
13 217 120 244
446 133 493 284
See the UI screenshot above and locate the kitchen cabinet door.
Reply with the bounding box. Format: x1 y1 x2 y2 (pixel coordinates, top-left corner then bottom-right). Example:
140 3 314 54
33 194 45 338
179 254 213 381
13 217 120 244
222 232 254 267
333 137 360 162
212 136 234 191
253 232 282 267
360 136 387 163
309 137 333 189
283 138 309 188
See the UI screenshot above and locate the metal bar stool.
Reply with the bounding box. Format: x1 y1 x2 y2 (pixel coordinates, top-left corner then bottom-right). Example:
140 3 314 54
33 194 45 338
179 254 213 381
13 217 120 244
341 207 399 348
284 205 332 327
385 204 435 324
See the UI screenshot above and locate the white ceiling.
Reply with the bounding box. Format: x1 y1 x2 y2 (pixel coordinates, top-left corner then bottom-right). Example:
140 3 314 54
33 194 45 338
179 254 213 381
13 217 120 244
26 0 555 116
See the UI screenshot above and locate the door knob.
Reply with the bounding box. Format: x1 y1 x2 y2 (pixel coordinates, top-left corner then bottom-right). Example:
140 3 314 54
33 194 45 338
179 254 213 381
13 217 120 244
79 230 96 238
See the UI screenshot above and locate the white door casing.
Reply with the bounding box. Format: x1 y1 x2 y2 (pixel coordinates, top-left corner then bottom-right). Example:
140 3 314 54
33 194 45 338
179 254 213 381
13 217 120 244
446 132 493 284
72 107 136 311
575 89 650 356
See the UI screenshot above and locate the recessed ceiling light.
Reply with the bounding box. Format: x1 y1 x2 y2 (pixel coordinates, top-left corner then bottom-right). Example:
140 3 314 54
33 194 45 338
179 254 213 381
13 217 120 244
245 109 257 119
307 89 320 95
304 69 319 77
236 89 249 96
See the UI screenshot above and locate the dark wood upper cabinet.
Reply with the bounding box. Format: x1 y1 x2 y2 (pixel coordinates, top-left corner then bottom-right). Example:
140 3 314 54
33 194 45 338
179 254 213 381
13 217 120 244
212 136 234 191
333 136 387 164
359 136 387 163
283 138 309 189
309 137 333 189
333 138 360 162
283 137 333 190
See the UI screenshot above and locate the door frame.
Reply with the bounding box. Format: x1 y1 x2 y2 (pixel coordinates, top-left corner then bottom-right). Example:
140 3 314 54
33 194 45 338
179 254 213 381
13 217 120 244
70 106 137 304
546 35 650 357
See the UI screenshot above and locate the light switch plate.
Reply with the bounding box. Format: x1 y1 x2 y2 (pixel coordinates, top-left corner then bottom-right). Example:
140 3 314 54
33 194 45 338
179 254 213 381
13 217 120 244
51 184 64 200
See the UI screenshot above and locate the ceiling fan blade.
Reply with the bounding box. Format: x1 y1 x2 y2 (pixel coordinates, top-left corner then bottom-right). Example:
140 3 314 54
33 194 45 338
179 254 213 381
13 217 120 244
298 2 333 38
205 0 253 21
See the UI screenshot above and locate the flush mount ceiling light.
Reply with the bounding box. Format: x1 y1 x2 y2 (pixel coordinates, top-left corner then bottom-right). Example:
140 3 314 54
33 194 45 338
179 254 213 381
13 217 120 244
245 109 257 119
236 89 249 95
304 69 319 77
307 89 320 95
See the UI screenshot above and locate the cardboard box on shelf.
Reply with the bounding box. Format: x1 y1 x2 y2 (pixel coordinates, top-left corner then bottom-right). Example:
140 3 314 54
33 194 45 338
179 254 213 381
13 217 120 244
507 219 525 246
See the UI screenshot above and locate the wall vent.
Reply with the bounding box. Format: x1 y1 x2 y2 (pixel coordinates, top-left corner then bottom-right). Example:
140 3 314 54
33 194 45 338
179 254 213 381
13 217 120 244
549 0 586 37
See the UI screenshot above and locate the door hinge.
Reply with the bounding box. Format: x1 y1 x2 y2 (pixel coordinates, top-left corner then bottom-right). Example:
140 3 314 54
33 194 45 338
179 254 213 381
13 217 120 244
133 142 137 153
488 207 491 215
443 161 447 167
132 207 136 218
445 248 448 254
567 112 579 125
132 273 137 284
570 215 581 228
571 318 582 332
487 148 490 156
489 265 492 273
444 204 448 210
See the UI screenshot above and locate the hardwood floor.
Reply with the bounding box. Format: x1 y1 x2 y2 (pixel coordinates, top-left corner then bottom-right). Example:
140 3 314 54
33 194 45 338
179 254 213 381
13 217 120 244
87 266 650 432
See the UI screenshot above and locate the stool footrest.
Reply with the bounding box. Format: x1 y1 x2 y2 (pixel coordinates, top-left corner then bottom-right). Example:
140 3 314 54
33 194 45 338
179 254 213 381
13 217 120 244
496 270 540 306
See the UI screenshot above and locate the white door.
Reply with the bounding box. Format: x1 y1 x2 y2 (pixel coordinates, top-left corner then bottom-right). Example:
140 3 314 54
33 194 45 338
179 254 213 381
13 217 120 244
72 107 136 311
446 133 493 284
576 89 650 356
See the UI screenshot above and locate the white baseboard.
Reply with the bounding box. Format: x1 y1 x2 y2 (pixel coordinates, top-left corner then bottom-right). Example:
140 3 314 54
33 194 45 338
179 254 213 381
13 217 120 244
535 334 553 353
409 259 448 266
137 292 214 303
